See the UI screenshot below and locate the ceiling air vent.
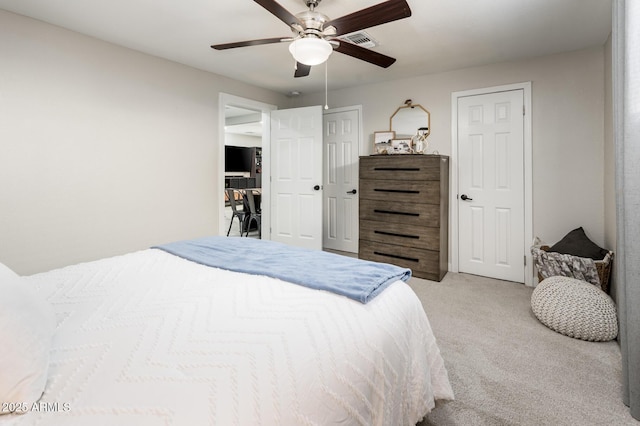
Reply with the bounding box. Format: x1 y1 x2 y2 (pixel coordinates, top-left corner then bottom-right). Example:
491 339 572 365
337 31 378 49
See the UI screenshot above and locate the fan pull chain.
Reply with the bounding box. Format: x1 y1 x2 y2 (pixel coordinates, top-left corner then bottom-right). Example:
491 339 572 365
324 61 329 110
293 43 297 70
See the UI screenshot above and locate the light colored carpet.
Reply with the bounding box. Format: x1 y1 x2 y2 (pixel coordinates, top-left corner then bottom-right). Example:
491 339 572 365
409 272 638 426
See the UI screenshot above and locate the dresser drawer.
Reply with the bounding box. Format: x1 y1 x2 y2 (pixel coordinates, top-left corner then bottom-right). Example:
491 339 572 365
359 179 440 204
360 219 440 251
359 240 442 281
360 156 445 181
360 199 440 227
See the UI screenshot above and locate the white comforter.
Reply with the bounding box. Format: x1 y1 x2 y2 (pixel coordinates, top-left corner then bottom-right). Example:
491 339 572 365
4 249 453 425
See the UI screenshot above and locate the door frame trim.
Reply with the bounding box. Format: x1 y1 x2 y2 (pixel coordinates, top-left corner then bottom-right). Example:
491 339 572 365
450 82 533 286
323 105 363 253
218 93 276 239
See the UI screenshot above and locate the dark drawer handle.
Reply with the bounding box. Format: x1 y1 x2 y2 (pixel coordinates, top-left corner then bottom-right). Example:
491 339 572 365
373 189 420 194
374 230 419 239
374 251 419 263
374 209 419 217
373 167 420 171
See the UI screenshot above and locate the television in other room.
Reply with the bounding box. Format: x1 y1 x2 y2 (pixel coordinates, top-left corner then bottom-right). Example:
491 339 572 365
225 146 253 173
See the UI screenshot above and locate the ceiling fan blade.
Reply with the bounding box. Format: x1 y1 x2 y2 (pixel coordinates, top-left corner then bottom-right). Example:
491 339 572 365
325 0 412 36
294 63 311 78
254 0 302 27
211 37 287 50
333 41 396 68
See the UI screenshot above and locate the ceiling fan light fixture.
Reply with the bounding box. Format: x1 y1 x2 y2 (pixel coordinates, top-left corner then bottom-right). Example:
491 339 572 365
289 37 333 66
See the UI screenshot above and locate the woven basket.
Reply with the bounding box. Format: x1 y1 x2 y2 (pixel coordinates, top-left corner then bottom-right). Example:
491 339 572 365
537 245 613 294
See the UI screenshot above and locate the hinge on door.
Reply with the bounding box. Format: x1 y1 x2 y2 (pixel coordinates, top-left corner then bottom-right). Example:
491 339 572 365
524 255 527 266
523 105 525 116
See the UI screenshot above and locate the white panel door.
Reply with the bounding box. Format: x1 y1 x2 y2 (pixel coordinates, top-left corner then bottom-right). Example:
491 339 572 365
270 106 323 250
323 109 360 253
458 90 525 282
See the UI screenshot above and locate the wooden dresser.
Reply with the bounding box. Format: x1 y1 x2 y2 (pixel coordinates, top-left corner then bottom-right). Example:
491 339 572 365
359 155 449 281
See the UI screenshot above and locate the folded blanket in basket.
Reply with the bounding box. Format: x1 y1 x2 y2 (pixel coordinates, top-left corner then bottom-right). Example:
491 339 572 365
531 239 600 286
153 236 411 304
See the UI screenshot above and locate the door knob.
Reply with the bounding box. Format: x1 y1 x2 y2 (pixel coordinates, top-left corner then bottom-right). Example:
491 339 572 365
346 189 357 194
313 185 321 191
460 194 473 201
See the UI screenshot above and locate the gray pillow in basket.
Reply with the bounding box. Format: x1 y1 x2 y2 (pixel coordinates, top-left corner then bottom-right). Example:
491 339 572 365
548 227 609 261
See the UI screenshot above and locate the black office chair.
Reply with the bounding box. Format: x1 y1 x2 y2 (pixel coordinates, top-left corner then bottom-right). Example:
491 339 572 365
226 189 248 237
244 190 261 238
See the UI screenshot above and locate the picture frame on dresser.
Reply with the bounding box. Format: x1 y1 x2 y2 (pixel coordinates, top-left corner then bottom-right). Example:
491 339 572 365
390 139 412 154
374 131 395 145
373 131 395 154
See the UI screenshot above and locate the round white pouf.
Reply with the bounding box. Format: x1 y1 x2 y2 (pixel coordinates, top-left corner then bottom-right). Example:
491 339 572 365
531 276 618 342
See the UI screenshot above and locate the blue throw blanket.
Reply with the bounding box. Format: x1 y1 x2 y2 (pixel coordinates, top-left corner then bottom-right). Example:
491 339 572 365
153 236 411 304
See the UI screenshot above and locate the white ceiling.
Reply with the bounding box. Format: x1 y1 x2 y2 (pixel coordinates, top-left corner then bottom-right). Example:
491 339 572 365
0 0 613 95
225 106 263 136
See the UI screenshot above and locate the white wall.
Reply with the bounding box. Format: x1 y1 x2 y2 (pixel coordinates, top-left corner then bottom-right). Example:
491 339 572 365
295 47 607 249
0 10 288 275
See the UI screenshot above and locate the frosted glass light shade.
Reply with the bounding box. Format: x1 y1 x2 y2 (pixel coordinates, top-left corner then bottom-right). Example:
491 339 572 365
288 38 333 66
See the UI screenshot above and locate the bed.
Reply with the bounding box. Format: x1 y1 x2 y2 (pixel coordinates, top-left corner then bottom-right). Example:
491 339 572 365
1 237 453 425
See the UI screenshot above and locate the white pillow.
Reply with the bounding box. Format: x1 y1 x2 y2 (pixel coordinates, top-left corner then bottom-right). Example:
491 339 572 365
0 262 56 414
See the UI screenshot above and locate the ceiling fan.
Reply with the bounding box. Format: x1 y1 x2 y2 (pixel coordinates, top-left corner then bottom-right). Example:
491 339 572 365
211 0 412 78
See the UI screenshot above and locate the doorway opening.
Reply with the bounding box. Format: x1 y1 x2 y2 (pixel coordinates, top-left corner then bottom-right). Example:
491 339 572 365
218 94 276 239
218 97 363 253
